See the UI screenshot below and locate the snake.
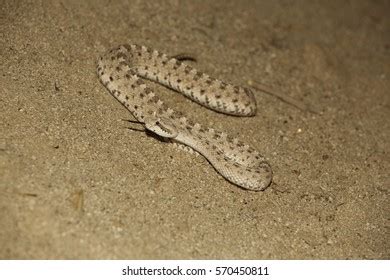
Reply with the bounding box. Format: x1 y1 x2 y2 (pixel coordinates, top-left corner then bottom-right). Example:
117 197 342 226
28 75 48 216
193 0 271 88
97 44 272 191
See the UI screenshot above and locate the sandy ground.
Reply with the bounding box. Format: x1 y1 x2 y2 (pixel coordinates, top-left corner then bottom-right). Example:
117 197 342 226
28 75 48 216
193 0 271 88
0 0 389 259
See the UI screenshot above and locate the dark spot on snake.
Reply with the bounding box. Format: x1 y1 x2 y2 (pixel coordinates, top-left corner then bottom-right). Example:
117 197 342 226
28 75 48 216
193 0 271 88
187 119 195 126
157 107 164 114
205 78 213 85
184 65 191 74
109 76 113 81
116 53 127 60
193 72 202 81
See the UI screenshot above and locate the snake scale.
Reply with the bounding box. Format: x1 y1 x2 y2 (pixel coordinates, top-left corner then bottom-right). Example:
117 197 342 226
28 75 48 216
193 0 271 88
97 44 272 191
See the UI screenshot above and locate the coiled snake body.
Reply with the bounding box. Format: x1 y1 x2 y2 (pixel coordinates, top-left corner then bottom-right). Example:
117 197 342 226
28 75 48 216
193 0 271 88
97 44 272 190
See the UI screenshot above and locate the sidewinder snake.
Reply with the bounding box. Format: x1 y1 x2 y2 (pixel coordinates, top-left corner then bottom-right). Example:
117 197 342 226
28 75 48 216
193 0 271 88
97 44 272 191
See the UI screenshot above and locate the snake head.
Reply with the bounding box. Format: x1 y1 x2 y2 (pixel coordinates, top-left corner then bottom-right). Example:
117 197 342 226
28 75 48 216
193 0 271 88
144 117 178 139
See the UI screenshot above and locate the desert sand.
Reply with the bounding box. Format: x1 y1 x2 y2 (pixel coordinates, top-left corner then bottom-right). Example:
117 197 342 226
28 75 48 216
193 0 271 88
0 0 389 259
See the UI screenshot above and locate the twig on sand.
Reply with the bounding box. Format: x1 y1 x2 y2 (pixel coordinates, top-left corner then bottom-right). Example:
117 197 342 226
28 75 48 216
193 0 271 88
248 80 320 114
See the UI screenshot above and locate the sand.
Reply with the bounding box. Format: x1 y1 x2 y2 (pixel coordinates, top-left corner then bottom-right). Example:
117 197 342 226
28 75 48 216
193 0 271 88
0 0 389 259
